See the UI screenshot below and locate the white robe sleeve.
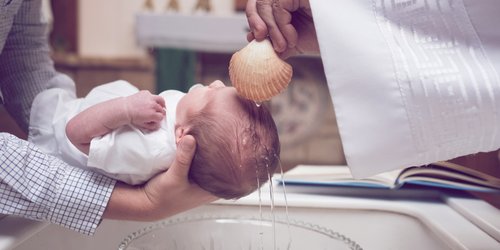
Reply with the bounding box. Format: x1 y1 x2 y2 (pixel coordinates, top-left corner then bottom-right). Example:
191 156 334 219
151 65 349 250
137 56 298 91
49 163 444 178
310 0 500 178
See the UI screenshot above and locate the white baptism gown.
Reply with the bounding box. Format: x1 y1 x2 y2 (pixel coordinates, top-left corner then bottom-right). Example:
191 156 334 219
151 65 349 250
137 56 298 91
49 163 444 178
28 80 185 185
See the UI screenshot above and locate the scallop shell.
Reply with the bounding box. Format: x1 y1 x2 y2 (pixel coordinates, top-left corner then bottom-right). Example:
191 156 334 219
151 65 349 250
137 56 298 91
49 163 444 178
229 39 293 102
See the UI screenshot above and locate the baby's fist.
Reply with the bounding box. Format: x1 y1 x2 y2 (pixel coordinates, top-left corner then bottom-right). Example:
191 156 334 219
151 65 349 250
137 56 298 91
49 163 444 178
125 91 166 131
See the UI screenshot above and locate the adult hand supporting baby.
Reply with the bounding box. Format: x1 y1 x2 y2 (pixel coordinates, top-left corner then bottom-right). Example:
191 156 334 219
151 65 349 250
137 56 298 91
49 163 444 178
103 135 217 221
246 0 320 58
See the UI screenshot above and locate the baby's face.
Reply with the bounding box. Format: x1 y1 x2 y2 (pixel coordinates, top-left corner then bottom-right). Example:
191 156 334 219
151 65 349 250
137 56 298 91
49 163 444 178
176 80 241 127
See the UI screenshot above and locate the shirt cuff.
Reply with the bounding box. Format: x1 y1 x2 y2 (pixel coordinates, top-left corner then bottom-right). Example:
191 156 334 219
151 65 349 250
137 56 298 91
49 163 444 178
48 162 116 235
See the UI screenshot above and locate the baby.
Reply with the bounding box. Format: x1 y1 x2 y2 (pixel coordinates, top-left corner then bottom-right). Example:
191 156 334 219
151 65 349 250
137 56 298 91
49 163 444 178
28 80 280 199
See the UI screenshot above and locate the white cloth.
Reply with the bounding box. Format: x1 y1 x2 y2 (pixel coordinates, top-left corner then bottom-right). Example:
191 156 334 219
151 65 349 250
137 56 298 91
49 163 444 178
29 80 184 185
310 0 500 178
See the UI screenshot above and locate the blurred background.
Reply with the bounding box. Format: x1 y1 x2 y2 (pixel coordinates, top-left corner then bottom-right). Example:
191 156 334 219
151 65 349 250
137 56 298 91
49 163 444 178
0 0 346 171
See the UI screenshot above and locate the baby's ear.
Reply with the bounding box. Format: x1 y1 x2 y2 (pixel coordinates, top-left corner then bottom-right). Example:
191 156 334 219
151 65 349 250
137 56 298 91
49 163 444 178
175 126 190 145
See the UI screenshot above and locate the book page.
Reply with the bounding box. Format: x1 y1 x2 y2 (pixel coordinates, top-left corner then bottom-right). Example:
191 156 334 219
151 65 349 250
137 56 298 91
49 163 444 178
400 177 500 192
280 165 403 188
435 161 500 185
398 162 500 191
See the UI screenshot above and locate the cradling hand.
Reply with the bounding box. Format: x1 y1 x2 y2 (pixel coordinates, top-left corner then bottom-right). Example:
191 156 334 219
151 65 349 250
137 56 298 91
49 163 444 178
125 91 166 131
103 135 217 221
246 0 319 58
142 135 218 219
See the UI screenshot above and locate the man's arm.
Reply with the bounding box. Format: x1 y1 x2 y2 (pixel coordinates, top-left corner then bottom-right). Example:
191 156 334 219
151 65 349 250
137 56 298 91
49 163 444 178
66 91 165 154
1 133 216 234
0 133 116 235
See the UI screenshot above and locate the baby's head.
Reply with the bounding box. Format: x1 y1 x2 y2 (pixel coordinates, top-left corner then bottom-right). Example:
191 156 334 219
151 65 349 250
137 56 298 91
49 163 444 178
175 81 280 199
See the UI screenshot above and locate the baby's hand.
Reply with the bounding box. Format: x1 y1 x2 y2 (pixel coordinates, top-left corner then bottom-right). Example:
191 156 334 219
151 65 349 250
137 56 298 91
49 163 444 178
125 91 166 131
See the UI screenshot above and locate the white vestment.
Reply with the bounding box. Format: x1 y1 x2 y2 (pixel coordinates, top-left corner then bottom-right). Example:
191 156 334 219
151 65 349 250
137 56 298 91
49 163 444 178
310 0 500 177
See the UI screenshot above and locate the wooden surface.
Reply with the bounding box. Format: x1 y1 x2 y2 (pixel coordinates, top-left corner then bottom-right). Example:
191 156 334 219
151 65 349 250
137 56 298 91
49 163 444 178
52 53 155 97
449 151 500 209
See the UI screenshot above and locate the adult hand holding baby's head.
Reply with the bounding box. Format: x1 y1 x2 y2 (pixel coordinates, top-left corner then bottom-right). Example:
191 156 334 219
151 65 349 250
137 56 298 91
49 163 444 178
142 135 217 219
104 135 217 221
125 90 166 131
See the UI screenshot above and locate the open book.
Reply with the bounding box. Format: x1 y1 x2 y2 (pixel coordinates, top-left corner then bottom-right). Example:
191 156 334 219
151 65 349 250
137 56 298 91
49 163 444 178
279 162 500 193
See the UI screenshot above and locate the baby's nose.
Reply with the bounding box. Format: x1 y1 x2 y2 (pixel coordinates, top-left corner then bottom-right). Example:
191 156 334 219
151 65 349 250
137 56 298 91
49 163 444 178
209 80 225 88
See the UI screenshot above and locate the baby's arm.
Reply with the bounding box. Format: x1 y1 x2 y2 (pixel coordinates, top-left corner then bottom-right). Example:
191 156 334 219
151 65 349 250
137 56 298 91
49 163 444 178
66 90 166 154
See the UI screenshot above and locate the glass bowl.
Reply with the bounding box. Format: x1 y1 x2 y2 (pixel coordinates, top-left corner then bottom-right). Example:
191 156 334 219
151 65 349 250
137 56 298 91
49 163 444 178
118 214 363 250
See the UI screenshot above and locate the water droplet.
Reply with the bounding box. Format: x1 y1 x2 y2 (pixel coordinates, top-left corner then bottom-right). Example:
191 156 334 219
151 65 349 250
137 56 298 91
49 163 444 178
255 101 262 107
267 164 277 250
277 156 293 248
257 173 264 250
